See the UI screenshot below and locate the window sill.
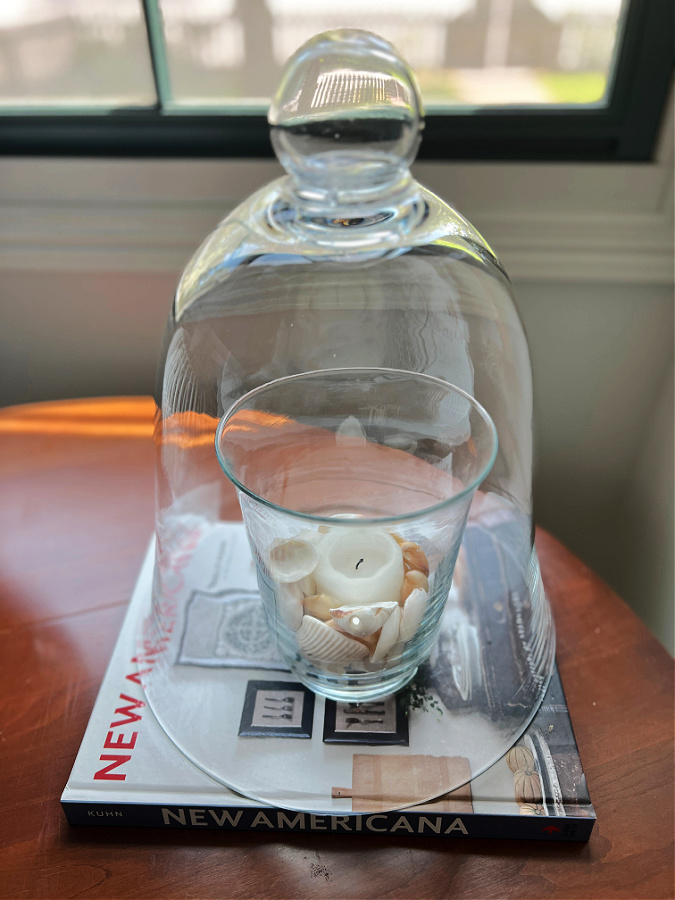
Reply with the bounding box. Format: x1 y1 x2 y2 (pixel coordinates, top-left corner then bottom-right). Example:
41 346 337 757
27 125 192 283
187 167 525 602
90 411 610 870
0 89 671 285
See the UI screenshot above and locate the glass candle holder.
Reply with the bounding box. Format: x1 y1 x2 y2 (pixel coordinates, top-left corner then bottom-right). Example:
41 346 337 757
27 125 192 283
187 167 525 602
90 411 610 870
215 367 497 702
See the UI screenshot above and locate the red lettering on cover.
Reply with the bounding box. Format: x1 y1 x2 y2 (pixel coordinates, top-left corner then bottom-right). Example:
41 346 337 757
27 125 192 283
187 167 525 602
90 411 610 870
94 754 132 781
131 652 161 665
111 693 145 727
104 731 138 750
125 669 153 685
90 528 198 783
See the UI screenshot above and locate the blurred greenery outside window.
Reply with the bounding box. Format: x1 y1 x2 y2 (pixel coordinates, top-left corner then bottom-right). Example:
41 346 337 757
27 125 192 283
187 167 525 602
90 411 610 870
0 0 672 160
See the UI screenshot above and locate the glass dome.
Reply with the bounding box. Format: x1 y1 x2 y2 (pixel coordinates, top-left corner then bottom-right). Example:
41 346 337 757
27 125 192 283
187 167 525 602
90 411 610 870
141 29 555 814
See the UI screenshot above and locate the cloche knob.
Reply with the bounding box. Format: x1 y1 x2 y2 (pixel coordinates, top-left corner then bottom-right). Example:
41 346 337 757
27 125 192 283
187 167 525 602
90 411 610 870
269 29 424 201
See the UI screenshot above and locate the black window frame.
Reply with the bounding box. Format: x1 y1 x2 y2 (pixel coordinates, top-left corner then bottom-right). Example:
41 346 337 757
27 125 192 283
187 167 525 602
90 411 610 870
0 0 672 162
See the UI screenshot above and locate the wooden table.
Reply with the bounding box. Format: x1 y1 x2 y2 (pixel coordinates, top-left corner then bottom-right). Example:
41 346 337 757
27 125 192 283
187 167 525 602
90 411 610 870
1 397 673 900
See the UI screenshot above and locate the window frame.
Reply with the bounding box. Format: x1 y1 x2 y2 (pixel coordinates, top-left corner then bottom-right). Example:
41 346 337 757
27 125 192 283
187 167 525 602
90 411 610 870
0 0 672 162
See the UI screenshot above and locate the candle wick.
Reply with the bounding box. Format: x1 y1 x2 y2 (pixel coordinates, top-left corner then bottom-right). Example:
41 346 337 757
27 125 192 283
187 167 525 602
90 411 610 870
355 558 364 570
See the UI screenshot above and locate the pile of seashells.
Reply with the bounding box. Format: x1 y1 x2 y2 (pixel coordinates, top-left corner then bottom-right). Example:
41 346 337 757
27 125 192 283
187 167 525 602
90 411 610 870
268 528 430 670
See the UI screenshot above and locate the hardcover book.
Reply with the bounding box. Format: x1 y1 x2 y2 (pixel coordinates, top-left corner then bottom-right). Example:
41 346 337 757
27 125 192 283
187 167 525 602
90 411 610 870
61 528 595 841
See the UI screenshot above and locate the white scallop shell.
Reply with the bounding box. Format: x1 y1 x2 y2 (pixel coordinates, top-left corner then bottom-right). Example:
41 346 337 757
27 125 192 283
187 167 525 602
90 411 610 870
296 615 369 662
329 602 398 637
370 604 402 663
276 582 304 631
292 532 322 594
399 588 428 643
268 538 319 584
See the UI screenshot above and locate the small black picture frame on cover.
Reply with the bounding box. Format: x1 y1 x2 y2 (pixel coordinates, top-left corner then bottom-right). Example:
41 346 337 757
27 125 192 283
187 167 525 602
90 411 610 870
323 694 409 745
238 680 315 738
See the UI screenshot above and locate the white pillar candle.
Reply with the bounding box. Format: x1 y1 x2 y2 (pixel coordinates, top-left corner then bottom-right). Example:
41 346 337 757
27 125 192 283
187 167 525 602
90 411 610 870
313 528 404 607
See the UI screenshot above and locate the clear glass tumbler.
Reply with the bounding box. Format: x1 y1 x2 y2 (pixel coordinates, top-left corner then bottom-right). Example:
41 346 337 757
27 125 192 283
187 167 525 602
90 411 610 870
215 367 497 702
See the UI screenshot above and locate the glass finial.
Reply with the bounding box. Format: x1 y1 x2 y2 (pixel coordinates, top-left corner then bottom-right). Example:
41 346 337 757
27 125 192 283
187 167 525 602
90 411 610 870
269 30 424 201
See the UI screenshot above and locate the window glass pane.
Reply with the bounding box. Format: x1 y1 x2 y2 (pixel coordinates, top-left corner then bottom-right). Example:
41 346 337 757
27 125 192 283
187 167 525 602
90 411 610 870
160 0 625 107
0 0 156 106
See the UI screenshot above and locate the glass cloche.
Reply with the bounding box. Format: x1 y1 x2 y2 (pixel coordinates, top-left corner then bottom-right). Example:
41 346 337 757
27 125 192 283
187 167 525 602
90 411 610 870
141 29 555 814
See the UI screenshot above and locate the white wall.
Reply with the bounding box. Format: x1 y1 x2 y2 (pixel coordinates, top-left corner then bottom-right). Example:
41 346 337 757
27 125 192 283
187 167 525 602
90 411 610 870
517 279 673 652
0 94 672 652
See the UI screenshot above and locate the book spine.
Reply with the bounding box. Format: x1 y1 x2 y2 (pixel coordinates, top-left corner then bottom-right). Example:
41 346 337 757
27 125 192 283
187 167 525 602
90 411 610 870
61 802 595 842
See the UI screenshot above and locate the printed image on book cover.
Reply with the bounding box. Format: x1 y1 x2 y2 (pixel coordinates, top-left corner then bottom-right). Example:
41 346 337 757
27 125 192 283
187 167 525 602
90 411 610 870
129 483 580 816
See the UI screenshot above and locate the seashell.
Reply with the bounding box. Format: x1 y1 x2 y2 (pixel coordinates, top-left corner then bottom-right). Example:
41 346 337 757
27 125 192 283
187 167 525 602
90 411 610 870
296 615 369 662
296 574 317 597
401 569 429 603
329 602 398 637
370 604 402 663
276 582 304 631
399 541 430 576
303 592 340 620
291 533 322 594
327 620 378 653
399 588 428 643
268 538 318 584
294 529 324 546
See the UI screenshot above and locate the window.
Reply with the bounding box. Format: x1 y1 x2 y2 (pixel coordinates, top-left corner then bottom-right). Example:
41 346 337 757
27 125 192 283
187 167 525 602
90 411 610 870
0 0 672 160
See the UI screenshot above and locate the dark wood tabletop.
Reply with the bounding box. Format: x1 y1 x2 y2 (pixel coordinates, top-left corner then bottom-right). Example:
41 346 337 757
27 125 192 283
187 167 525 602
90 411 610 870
1 397 673 900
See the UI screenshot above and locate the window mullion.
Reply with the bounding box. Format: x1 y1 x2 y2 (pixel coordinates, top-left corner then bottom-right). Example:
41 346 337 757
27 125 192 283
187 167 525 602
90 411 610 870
140 0 173 109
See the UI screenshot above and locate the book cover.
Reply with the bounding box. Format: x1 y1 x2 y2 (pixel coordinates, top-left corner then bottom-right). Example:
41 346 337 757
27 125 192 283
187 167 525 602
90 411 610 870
61 528 595 841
